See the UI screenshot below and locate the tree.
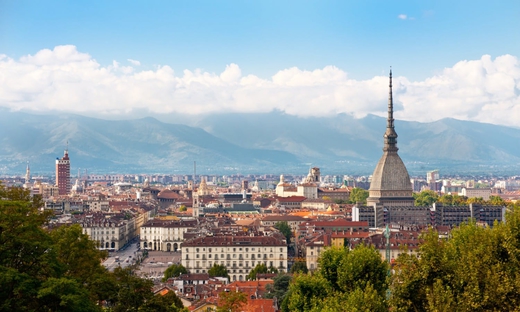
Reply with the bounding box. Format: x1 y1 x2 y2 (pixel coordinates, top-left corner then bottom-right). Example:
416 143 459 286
317 247 346 291
349 188 369 205
162 264 188 282
488 195 506 206
265 274 292 302
290 261 308 274
37 277 99 312
246 263 278 281
178 205 187 212
413 190 439 206
112 267 154 312
208 264 229 279
336 244 388 296
389 210 520 311
282 274 332 312
217 290 247 312
140 291 185 312
274 221 292 244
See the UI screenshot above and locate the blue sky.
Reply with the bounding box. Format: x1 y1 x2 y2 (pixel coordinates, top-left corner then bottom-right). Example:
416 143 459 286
1 0 520 126
2 0 519 80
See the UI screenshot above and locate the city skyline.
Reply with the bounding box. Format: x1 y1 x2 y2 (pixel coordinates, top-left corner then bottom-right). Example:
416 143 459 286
1 1 520 127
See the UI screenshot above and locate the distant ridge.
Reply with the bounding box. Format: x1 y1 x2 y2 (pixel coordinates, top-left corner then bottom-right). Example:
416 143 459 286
1 110 520 175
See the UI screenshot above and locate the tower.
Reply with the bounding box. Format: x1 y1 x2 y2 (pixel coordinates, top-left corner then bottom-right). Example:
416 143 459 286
367 70 414 208
25 161 31 183
56 148 71 195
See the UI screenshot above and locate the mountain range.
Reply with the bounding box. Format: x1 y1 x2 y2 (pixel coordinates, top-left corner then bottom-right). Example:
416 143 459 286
1 110 520 176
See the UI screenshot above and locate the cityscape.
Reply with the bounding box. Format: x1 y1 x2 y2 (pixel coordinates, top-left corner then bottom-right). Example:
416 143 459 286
2 1 520 311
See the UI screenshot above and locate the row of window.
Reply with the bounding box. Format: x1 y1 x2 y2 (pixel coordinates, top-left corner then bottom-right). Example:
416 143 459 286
188 253 284 260
187 247 284 253
190 260 284 269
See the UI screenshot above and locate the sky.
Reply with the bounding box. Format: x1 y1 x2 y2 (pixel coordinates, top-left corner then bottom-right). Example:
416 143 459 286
1 0 520 127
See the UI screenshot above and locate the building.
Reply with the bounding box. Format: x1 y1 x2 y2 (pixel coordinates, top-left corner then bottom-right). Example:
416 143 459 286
366 70 414 209
460 187 492 200
431 203 505 227
140 218 198 251
182 235 288 282
55 149 71 195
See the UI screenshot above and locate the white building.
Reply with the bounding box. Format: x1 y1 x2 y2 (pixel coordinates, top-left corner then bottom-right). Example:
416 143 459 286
182 235 288 282
140 219 197 252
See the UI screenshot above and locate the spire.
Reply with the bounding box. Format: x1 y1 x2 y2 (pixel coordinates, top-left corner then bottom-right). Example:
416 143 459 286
383 68 398 152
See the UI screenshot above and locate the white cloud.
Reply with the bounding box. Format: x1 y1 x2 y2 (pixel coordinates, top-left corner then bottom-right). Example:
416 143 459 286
127 59 141 66
1 45 520 127
398 14 407 20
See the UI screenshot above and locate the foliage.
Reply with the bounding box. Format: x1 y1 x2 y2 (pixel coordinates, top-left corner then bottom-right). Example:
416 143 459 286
282 273 332 312
265 274 292 302
274 221 292 244
413 190 439 206
349 188 369 205
246 263 278 280
389 208 520 311
178 205 187 212
162 263 188 282
0 183 184 311
217 290 247 312
139 290 185 312
334 199 348 204
290 261 308 274
208 264 229 279
283 245 388 312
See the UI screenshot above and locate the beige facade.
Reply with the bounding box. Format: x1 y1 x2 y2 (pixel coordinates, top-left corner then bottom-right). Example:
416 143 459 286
182 236 287 282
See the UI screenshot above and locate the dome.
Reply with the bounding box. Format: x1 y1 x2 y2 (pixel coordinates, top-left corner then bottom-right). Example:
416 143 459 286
369 152 412 192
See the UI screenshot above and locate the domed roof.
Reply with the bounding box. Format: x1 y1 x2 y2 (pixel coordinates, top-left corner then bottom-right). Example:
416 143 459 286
369 152 412 192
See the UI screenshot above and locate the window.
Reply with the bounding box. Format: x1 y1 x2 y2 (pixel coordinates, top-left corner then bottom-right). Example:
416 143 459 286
280 248 283 252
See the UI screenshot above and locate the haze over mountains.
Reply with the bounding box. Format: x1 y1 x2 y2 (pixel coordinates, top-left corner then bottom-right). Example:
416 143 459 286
1 110 520 176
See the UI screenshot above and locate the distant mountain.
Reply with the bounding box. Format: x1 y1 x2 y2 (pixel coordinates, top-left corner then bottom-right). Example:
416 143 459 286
191 111 520 174
0 111 298 174
1 110 520 175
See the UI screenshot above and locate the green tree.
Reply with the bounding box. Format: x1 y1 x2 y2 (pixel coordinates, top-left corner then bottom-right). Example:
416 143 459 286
413 190 439 206
208 264 229 279
140 291 185 312
389 210 520 311
0 183 56 310
317 247 346 291
349 188 369 205
217 290 248 312
488 195 506 206
265 274 292 302
37 277 99 312
290 261 308 274
283 274 332 312
246 263 278 281
336 244 388 296
178 205 187 212
112 266 155 312
274 221 292 244
162 263 188 282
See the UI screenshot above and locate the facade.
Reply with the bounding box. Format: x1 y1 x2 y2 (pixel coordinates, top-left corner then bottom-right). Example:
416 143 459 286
432 203 505 227
182 235 288 282
352 205 385 228
140 219 198 251
55 149 71 195
260 215 308 233
386 206 432 226
460 188 492 200
80 213 132 251
367 70 414 209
